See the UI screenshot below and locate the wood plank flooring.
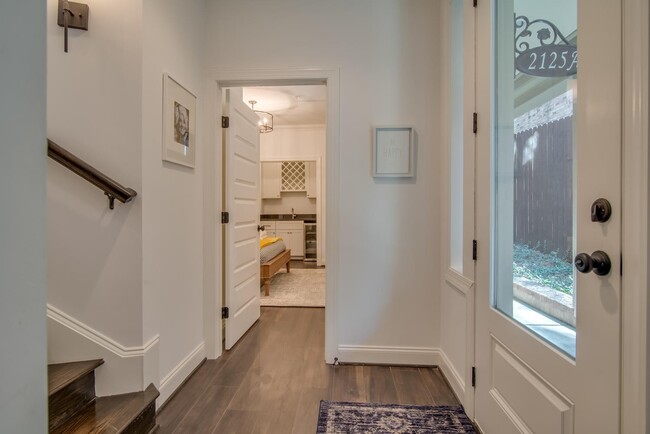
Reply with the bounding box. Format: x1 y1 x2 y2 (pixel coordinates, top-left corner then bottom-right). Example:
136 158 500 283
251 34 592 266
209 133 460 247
156 308 458 434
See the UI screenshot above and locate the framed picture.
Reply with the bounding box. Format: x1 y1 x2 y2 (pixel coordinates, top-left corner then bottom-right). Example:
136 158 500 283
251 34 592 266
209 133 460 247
163 73 196 168
372 126 414 177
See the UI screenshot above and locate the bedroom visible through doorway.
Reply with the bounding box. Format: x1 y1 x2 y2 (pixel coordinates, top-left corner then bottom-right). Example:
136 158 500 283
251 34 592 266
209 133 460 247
221 83 327 350
246 85 326 308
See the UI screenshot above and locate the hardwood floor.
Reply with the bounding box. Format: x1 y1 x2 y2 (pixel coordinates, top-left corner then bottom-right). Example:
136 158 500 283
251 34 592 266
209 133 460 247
157 308 458 434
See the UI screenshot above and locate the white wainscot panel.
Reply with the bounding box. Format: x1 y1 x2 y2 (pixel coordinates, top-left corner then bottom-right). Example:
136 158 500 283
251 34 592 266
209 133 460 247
490 337 574 434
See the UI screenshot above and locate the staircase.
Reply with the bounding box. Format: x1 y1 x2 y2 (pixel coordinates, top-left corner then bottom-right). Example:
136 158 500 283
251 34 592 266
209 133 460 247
48 359 159 433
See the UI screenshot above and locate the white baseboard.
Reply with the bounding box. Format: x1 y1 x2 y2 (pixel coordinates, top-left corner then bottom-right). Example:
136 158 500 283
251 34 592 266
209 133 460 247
158 342 206 405
437 350 466 402
47 304 159 397
337 345 441 366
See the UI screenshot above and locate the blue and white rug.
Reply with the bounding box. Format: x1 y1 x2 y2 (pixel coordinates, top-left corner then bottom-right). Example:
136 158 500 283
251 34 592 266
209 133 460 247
317 401 476 434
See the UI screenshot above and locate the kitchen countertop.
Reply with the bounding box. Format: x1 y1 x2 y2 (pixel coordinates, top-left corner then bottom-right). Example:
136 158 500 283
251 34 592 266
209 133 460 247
260 214 317 223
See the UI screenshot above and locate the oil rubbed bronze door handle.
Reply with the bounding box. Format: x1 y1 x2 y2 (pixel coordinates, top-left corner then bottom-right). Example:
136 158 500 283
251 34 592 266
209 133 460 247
574 251 612 276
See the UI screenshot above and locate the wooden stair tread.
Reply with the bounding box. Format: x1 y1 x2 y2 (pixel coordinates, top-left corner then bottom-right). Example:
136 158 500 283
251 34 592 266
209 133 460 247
51 384 159 434
48 359 104 397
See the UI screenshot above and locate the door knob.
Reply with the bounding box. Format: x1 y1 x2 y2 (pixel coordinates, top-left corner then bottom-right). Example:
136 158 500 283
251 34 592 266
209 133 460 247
257 225 264 232
574 251 611 276
591 198 612 223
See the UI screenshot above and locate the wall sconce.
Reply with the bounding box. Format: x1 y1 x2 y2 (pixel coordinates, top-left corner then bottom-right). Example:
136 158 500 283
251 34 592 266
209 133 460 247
57 0 89 53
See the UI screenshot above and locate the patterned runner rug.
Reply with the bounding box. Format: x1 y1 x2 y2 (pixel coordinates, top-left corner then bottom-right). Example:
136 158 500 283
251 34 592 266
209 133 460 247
317 401 476 434
260 268 325 307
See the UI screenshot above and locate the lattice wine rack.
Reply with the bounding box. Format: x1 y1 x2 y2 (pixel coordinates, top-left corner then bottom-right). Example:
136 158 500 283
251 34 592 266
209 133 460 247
281 161 306 191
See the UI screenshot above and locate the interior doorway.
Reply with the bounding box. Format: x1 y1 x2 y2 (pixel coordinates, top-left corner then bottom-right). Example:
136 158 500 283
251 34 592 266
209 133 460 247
248 85 327 310
220 84 328 350
202 68 340 363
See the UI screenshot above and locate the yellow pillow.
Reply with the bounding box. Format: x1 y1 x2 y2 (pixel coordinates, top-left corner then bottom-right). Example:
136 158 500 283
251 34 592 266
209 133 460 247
260 237 281 249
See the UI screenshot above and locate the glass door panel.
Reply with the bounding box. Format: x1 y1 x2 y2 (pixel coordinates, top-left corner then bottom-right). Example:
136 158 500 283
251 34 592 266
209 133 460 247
492 0 577 357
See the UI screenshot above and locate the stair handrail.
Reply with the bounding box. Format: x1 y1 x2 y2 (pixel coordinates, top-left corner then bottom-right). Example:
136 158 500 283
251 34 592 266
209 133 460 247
47 139 138 209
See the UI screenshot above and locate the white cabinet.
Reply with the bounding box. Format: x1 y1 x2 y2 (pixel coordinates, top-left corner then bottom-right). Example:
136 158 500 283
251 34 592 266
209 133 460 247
276 221 304 258
306 161 317 199
262 160 316 199
280 161 306 192
261 162 281 199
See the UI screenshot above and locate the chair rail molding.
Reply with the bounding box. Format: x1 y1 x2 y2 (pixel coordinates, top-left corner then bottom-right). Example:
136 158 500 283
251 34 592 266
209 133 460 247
47 304 159 397
445 268 475 296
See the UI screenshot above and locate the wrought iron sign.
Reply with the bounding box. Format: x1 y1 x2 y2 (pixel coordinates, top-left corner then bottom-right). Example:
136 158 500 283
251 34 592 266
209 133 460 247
515 15 577 78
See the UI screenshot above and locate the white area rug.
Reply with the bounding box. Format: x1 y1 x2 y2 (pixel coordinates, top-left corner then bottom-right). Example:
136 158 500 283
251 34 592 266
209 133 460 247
261 268 325 307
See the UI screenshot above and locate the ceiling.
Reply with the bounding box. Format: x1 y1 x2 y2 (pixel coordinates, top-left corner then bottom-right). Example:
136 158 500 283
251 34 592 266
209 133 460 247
242 85 327 127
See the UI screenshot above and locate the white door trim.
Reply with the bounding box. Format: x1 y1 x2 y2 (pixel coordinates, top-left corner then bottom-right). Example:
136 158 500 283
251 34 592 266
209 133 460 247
621 0 649 431
202 67 340 363
439 0 477 418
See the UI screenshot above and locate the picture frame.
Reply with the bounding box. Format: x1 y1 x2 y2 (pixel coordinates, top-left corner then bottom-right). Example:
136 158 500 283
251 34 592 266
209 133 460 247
162 73 196 168
372 126 414 178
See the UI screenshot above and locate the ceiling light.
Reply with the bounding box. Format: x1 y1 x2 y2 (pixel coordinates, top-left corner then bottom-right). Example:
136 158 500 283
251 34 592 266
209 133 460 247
249 100 273 133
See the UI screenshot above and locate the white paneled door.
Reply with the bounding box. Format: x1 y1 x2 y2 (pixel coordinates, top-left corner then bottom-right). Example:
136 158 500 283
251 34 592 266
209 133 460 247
474 0 621 433
223 88 262 350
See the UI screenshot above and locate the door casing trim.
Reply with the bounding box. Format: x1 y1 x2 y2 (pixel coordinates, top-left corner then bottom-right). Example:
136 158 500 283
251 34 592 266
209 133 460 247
202 67 340 363
621 0 649 431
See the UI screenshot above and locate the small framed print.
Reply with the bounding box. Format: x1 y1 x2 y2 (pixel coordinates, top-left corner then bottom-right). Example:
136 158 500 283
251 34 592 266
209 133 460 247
372 126 414 178
163 73 196 168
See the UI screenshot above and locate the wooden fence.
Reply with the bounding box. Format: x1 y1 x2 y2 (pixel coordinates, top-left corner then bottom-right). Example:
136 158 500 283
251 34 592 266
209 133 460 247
513 117 573 259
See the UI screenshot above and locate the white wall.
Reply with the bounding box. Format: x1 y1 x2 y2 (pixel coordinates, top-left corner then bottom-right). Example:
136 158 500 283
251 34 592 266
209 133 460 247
47 0 144 347
207 0 443 359
0 0 47 431
142 0 207 404
47 0 208 403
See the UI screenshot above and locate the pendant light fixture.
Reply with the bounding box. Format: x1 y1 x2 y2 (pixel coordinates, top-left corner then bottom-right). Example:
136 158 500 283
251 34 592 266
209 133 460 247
249 100 273 133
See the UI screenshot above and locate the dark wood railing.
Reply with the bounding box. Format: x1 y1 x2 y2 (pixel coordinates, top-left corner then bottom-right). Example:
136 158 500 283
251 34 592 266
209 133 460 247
47 139 137 209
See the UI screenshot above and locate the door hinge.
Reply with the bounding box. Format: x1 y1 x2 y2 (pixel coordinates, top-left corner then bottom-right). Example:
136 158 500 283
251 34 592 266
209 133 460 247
222 116 229 128
473 0 477 7
473 112 478 134
221 307 229 319
221 211 229 224
472 366 476 387
472 240 478 261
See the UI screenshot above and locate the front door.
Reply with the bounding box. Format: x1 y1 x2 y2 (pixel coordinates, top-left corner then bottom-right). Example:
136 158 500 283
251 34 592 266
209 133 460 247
223 87 262 350
474 0 621 432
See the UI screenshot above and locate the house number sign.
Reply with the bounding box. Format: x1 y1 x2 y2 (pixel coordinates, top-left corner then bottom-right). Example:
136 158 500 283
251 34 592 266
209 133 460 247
515 16 577 78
